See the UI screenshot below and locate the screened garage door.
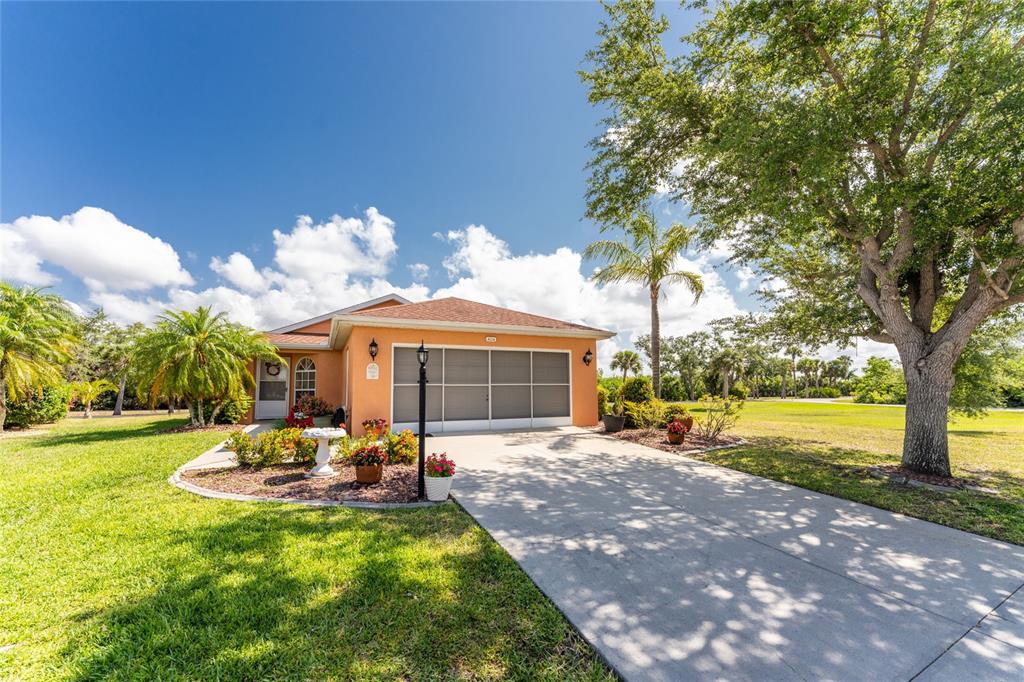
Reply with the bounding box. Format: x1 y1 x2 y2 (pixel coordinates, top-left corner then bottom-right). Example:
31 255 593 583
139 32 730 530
392 347 571 432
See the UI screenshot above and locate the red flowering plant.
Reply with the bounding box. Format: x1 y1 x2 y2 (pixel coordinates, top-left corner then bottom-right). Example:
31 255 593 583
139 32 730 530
361 417 389 439
666 418 691 436
285 404 314 429
348 443 388 466
425 452 456 478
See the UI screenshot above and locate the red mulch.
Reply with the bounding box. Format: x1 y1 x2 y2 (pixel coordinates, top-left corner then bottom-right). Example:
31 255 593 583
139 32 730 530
181 462 419 503
162 424 242 434
604 427 742 454
876 464 980 490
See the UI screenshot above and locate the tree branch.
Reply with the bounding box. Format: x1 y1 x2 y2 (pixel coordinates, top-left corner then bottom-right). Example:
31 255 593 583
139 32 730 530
892 0 938 156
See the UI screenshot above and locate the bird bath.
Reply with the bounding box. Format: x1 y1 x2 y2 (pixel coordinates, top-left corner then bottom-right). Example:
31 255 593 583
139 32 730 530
300 427 347 478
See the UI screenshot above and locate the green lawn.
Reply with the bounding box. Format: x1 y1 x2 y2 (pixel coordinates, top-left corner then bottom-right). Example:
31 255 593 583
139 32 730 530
686 400 1024 545
0 416 612 681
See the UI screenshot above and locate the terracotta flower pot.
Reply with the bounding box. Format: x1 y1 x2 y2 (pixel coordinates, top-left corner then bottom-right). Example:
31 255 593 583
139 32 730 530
355 464 383 484
668 432 686 445
681 415 694 431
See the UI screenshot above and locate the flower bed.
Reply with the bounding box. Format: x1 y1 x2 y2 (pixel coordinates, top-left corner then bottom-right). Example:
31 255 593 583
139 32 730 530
605 427 742 454
180 462 419 503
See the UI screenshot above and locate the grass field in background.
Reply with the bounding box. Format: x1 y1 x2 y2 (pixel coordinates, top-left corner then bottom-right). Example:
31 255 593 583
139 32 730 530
0 416 612 681
685 399 1024 545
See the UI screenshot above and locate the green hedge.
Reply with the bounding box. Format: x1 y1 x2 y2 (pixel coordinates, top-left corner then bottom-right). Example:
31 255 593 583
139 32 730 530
5 384 72 428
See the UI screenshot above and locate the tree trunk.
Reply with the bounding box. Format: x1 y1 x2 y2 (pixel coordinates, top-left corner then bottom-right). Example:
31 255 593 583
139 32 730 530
780 374 787 399
721 371 730 399
84 402 93 418
113 375 127 416
650 290 661 398
0 373 6 432
167 398 175 415
901 361 955 477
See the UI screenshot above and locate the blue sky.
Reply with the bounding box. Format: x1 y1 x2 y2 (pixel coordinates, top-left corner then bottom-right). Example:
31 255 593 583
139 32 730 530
2 1 806 365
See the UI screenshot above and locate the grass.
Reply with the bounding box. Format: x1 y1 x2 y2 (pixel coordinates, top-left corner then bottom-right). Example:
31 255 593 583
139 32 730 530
684 400 1024 545
0 416 613 681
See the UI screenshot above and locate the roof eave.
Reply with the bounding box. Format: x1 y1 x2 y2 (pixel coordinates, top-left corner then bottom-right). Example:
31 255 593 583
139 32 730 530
269 293 412 334
332 314 616 341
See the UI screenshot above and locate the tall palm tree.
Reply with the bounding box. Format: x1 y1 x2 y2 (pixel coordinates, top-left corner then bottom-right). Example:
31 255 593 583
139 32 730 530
585 214 703 398
133 307 282 426
70 379 117 418
0 283 79 431
610 350 642 382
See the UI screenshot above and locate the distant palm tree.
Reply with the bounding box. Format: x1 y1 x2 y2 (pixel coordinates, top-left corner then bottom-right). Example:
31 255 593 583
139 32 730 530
710 348 743 399
610 350 642 382
70 379 117 418
0 283 79 431
133 307 281 426
585 213 703 398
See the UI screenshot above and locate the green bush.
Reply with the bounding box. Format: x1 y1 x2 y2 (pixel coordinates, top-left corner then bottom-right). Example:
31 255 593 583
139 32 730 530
224 427 315 468
597 385 609 418
624 399 666 432
296 395 333 417
853 357 907 404
661 402 691 426
729 381 750 400
660 375 685 401
4 384 72 428
385 429 418 465
798 387 841 399
622 376 654 404
201 396 253 425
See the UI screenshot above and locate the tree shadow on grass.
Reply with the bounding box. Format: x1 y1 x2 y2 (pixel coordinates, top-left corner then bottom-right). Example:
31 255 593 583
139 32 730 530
60 505 611 681
15 419 190 450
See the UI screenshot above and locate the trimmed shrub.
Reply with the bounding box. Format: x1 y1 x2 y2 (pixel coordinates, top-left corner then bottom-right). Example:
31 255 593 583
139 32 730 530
624 399 666 432
622 376 654 404
597 385 609 418
798 387 841 399
661 402 691 426
225 427 315 468
295 395 333 417
4 384 72 428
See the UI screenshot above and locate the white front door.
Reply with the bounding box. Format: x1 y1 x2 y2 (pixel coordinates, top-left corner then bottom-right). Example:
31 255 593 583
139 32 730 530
256 360 288 419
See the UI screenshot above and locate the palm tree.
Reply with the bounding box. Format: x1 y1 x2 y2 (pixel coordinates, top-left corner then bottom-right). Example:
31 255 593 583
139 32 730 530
585 213 703 398
710 348 743 399
70 379 117 418
133 307 282 426
610 350 642 383
0 283 79 431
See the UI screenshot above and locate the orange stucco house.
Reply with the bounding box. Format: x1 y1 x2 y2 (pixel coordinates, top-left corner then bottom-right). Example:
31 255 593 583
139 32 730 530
248 295 615 436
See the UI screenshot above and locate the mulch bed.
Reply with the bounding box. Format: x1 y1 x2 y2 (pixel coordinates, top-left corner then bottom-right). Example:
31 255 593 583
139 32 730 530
870 464 991 492
181 462 419 503
162 424 242 434
605 427 742 454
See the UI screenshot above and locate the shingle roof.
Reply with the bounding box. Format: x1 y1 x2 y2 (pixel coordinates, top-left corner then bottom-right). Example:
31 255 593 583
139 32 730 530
266 333 330 347
347 297 611 335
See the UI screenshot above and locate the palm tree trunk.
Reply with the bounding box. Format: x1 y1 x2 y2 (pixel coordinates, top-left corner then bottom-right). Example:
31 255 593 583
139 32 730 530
0 371 7 432
167 397 175 415
650 288 661 398
113 375 127 416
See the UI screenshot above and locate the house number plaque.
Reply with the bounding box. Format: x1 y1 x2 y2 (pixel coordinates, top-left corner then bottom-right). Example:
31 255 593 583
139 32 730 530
366 362 380 380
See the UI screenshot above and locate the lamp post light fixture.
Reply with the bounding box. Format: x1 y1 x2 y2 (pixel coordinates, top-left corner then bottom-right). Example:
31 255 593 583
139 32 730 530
416 341 429 499
368 338 378 359
583 348 594 366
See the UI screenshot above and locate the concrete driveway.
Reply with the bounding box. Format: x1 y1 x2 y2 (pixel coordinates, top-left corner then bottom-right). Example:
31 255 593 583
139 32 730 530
431 427 1024 681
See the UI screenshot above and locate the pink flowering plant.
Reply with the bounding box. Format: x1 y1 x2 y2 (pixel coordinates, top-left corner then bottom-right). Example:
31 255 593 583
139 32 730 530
348 443 388 466
425 452 456 478
666 418 691 436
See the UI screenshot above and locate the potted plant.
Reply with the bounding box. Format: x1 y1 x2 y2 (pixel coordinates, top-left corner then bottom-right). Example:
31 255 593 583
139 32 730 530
424 452 456 501
667 417 691 444
362 417 389 441
348 443 388 484
602 388 626 433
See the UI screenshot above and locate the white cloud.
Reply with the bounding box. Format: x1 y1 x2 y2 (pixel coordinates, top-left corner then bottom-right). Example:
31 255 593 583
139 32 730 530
408 263 430 282
210 252 266 293
0 228 55 285
1 207 193 291
736 265 757 291
272 208 397 281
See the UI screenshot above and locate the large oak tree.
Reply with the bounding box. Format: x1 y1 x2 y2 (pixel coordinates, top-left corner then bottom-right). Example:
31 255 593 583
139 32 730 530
582 0 1024 476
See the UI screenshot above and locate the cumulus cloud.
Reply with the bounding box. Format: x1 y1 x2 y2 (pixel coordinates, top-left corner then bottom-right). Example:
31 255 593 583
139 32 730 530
1 206 751 374
408 263 430 282
0 206 193 291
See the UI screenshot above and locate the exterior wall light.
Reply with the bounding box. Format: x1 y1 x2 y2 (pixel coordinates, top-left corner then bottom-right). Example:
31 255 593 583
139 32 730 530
369 338 378 359
583 348 594 366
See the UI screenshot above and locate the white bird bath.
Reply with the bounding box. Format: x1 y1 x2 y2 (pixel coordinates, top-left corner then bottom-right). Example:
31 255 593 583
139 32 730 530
301 427 347 478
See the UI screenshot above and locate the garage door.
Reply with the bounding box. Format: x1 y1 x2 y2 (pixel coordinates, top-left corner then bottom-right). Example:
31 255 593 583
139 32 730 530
392 346 571 432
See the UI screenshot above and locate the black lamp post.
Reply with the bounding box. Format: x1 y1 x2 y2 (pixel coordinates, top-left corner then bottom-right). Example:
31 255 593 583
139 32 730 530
416 341 429 499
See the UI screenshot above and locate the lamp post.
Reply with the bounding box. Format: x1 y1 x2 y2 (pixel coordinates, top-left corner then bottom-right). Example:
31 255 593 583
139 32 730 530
416 341 429 499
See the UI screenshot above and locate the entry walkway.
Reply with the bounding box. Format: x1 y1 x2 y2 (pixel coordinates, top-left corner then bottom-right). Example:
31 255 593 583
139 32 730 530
431 427 1024 681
